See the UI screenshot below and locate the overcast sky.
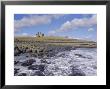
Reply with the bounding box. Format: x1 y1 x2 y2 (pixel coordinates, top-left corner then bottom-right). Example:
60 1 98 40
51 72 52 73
14 14 97 41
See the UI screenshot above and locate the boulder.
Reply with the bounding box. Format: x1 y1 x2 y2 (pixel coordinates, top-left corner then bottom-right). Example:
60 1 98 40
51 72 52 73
14 49 21 56
69 67 85 76
40 59 47 63
28 65 39 70
18 73 27 76
75 54 86 58
33 71 45 76
14 61 19 65
21 59 36 66
64 46 73 51
28 64 45 72
14 68 20 75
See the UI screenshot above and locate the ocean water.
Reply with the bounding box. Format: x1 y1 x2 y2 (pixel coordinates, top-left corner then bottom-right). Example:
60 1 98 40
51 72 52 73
14 48 97 76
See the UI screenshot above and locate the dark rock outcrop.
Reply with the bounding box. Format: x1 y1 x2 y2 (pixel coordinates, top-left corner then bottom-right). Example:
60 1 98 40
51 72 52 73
18 73 27 76
14 46 22 56
21 59 36 66
14 68 20 75
75 53 92 59
28 64 45 72
33 71 45 76
14 61 19 65
69 66 85 76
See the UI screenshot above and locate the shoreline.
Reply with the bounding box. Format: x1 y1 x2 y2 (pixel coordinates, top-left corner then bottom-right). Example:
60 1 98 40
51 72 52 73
14 43 96 58
14 47 97 76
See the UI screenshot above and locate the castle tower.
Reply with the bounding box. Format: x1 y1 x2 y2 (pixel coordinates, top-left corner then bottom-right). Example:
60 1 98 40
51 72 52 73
36 32 44 37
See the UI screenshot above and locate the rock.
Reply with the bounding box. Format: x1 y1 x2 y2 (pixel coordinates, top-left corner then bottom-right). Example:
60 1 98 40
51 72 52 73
14 46 19 50
26 49 32 53
75 53 92 59
69 67 85 76
46 72 54 76
33 71 45 76
31 53 38 57
18 73 27 76
26 55 29 57
40 59 47 63
39 65 45 72
22 48 26 53
14 46 24 56
28 64 45 72
39 49 44 53
47 52 55 57
14 68 20 75
44 70 54 76
14 61 19 65
72 47 77 50
75 54 86 58
28 65 40 70
64 46 72 51
57 53 67 58
92 65 97 69
21 59 36 66
86 55 92 59
38 52 44 58
14 49 21 56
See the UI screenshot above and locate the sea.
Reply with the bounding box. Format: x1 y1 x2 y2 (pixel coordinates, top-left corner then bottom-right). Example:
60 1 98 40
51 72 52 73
14 48 97 76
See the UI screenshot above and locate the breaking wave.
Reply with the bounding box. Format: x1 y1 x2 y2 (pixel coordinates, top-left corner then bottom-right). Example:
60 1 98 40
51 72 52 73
14 48 97 76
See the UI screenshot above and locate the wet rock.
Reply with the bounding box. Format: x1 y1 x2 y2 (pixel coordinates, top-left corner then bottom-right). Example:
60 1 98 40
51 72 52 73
38 52 44 58
33 71 45 76
46 72 54 76
75 54 86 58
31 53 38 57
14 68 20 75
39 65 45 72
57 53 67 58
18 73 27 76
64 46 72 51
69 67 85 76
14 47 22 56
26 49 32 53
72 47 77 50
28 64 45 72
44 69 54 76
75 53 92 59
39 49 44 53
92 65 97 69
26 55 29 57
21 59 36 66
86 55 92 59
14 61 19 65
47 52 55 57
40 59 47 63
28 65 39 70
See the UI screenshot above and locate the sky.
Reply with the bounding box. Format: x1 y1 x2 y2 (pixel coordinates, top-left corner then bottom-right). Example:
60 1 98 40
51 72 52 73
14 14 97 41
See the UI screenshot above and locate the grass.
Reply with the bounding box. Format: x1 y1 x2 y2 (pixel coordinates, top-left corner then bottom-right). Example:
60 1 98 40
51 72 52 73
14 36 97 48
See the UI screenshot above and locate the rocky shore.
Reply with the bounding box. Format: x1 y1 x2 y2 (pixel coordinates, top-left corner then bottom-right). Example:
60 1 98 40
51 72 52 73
14 44 97 76
14 45 75 58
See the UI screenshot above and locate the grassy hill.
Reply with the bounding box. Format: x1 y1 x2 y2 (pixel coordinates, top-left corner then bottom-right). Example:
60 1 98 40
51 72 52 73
14 36 96 48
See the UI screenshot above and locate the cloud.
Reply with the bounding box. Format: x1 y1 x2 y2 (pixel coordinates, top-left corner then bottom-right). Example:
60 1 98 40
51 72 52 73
14 33 29 37
84 35 96 41
14 14 64 32
85 35 92 39
22 33 28 36
48 15 97 34
48 30 56 34
88 28 94 32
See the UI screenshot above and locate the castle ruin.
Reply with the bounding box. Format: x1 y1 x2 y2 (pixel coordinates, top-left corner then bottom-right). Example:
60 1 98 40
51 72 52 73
36 32 44 37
